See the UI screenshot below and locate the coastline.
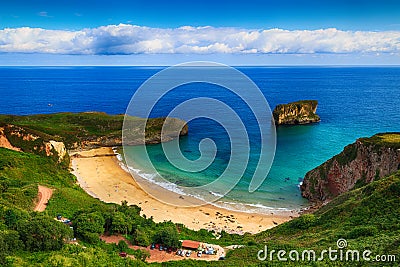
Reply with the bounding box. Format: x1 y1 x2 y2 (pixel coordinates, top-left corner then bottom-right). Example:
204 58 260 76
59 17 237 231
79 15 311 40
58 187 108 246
70 147 297 234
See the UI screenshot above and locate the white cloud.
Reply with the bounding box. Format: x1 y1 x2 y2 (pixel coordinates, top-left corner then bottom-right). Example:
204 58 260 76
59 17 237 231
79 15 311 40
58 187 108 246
0 24 399 55
38 11 51 17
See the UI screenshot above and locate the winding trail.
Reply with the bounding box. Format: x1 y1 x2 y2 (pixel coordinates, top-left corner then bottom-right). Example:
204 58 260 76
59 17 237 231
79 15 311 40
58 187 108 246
34 185 53 212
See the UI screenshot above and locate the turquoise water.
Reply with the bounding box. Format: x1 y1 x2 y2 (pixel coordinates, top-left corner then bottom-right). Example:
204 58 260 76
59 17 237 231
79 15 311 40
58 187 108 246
122 67 400 212
1 66 400 213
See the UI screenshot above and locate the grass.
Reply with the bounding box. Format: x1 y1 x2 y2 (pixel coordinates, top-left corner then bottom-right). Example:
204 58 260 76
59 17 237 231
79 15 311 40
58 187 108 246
240 170 400 266
0 112 123 137
379 134 400 143
0 112 187 150
359 133 400 149
0 150 399 266
0 148 75 188
0 110 399 266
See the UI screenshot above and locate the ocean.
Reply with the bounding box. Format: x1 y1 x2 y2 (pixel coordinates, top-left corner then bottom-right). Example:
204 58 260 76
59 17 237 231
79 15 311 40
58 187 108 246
1 66 400 213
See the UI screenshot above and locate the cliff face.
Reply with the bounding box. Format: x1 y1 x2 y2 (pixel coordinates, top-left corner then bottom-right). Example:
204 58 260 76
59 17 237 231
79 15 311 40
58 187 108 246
301 133 400 202
0 124 67 163
0 127 21 152
273 100 320 125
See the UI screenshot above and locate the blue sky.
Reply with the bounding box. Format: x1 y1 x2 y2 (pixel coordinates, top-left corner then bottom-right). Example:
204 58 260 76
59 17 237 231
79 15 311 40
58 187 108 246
2 0 400 30
0 0 399 65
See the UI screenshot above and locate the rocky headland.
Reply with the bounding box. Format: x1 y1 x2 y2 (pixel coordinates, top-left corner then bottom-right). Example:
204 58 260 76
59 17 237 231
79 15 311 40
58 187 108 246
301 133 400 202
0 112 188 164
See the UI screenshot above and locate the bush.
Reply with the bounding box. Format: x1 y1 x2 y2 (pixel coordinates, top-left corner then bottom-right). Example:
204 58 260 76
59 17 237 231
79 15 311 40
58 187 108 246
131 249 150 262
346 226 378 239
290 214 317 230
153 226 181 248
17 214 73 252
133 227 151 247
110 211 132 235
73 212 105 244
0 230 23 264
117 240 129 252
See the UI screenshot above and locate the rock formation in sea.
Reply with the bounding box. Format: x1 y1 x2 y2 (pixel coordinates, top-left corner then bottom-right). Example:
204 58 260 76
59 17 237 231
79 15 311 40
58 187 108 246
273 100 320 125
301 133 400 202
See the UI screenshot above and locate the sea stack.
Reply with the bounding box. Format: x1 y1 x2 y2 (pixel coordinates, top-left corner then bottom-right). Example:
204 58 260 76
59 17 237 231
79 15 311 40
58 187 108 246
273 100 320 125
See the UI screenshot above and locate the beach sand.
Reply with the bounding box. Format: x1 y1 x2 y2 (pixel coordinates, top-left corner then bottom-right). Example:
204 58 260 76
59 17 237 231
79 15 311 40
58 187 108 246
70 147 297 234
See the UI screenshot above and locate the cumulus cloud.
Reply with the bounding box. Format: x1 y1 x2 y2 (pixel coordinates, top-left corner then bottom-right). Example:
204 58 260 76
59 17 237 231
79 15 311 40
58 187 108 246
0 24 399 55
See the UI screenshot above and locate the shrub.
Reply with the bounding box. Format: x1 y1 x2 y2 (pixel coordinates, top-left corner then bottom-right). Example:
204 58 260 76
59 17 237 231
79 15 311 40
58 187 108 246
133 227 151 247
110 211 132 235
73 212 105 244
117 240 129 252
17 214 73 252
346 226 378 239
131 249 150 262
290 214 317 230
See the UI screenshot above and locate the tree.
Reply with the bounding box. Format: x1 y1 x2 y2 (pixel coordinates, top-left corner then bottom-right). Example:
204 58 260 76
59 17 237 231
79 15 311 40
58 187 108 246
0 230 23 264
133 226 150 247
110 211 132 235
3 208 29 230
153 226 181 248
17 214 73 252
4 210 17 228
73 212 105 244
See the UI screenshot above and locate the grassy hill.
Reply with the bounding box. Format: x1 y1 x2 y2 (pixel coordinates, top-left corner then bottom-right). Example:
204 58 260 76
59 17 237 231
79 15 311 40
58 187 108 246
0 113 399 266
1 146 399 266
0 112 124 148
0 112 188 151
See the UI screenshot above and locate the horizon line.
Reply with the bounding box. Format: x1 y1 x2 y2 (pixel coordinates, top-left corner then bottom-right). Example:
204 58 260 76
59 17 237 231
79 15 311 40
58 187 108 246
1 64 400 67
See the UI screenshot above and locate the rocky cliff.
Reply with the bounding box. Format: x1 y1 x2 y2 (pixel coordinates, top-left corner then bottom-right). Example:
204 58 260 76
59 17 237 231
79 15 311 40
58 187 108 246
301 133 400 202
0 124 67 163
273 100 320 125
0 112 188 161
122 116 189 146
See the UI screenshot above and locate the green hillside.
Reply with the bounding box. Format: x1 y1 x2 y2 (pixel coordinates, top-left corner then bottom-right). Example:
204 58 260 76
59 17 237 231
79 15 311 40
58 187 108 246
0 112 124 148
0 114 399 266
0 112 188 150
1 145 399 266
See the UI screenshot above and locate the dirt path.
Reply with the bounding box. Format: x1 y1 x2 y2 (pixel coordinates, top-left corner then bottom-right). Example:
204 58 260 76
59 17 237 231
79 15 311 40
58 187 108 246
34 185 53 212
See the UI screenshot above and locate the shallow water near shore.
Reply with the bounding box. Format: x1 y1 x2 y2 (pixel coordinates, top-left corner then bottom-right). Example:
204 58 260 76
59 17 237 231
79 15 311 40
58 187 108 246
1 66 400 213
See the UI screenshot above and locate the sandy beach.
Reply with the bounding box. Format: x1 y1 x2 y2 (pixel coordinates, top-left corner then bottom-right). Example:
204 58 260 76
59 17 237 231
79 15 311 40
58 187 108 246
70 147 297 234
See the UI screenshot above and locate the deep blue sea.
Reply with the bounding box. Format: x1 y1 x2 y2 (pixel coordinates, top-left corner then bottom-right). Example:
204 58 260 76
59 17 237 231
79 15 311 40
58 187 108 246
1 66 399 213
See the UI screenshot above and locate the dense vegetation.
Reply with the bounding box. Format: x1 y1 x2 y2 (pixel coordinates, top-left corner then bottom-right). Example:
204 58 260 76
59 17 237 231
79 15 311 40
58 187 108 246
0 114 399 266
0 148 239 266
1 145 399 266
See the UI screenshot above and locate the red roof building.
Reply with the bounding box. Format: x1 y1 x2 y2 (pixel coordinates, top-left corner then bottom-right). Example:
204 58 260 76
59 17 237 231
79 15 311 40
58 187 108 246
181 240 201 250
